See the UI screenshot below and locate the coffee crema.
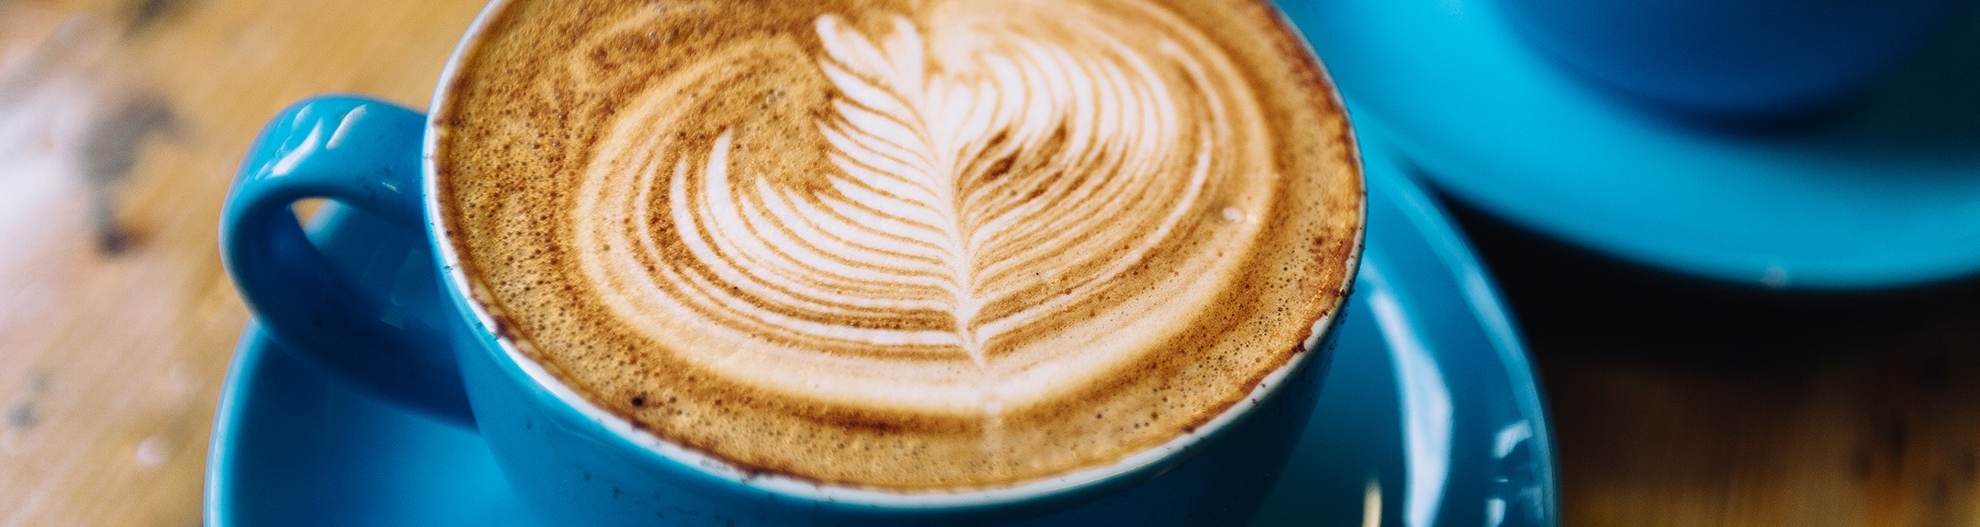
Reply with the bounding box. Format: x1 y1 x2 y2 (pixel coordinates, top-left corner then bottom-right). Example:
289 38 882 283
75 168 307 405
438 0 1361 490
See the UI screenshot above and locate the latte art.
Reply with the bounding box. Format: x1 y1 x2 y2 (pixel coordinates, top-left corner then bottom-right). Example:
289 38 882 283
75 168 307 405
440 0 1361 489
577 4 1241 414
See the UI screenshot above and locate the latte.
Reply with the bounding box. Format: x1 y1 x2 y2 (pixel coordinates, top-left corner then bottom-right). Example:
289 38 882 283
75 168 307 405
437 0 1361 490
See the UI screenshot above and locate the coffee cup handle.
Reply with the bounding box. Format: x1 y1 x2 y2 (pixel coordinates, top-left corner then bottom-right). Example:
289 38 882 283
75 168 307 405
221 96 474 426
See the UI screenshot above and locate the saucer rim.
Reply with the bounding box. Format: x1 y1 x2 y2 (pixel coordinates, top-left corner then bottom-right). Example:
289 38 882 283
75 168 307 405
1290 0 1980 289
1354 139 1559 524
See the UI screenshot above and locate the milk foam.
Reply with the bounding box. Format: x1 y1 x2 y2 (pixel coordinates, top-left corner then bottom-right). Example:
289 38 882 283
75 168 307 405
574 3 1238 415
438 0 1362 489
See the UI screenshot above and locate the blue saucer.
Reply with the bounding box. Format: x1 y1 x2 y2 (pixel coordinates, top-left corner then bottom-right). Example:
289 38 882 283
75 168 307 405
1282 0 1980 289
203 143 1557 526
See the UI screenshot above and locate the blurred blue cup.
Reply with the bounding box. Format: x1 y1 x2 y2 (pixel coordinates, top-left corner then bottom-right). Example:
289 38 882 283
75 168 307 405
1497 0 1974 117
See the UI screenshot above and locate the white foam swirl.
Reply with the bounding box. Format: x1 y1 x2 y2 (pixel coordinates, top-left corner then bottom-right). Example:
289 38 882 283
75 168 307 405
575 3 1246 412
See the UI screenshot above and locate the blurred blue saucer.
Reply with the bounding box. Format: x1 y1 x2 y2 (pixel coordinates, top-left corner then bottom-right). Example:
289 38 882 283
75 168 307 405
1283 0 1980 289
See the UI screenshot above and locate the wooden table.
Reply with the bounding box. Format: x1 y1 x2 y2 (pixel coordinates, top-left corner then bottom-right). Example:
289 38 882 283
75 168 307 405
0 0 483 524
1451 203 1980 527
0 0 1973 525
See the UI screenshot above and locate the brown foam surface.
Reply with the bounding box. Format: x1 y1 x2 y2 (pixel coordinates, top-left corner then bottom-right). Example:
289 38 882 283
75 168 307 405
436 0 1362 490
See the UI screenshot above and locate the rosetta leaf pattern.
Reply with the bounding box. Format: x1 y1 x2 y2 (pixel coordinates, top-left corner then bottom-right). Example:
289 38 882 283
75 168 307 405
666 13 1214 366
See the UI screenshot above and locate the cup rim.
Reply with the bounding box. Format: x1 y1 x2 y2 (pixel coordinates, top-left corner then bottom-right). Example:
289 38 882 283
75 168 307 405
419 0 1364 508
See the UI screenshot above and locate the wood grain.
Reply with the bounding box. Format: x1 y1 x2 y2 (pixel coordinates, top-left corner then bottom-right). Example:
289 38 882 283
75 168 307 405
0 0 481 524
1 0 1976 525
1454 198 1980 527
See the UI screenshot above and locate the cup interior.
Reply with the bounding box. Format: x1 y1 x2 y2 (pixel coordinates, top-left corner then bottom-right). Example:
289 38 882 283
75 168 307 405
417 0 1359 509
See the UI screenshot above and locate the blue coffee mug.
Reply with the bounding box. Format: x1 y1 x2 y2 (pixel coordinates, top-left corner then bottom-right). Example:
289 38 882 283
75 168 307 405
218 2 1355 524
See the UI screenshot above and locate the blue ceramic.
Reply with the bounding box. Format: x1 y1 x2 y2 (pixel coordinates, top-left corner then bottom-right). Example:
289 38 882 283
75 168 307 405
219 91 1345 524
1496 0 1967 115
219 97 472 424
1282 0 1980 289
206 141 1557 526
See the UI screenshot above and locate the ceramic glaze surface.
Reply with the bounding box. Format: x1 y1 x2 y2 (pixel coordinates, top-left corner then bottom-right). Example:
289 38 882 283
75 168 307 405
206 140 1557 526
1284 0 1980 289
